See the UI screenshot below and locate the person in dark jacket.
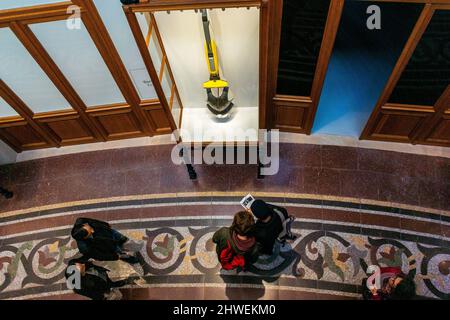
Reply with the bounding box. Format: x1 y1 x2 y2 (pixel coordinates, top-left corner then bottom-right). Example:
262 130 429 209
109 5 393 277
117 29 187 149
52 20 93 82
71 217 138 264
212 211 261 271
65 257 131 300
362 266 416 300
248 200 289 255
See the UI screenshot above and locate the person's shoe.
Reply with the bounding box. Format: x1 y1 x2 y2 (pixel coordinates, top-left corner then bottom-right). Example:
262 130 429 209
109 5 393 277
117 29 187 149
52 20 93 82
105 288 123 300
133 278 147 287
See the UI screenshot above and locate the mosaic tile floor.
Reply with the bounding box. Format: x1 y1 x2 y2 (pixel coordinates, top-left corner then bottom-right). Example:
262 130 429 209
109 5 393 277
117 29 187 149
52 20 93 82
1 193 449 300
1 144 449 299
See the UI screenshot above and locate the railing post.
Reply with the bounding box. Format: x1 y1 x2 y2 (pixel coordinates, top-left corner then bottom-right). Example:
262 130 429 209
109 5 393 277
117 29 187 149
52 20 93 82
0 187 13 199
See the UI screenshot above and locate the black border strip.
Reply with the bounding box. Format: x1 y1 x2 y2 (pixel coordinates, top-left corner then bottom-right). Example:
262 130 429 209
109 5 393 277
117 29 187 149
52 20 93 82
0 195 445 225
1 219 448 248
0 275 358 300
0 274 436 300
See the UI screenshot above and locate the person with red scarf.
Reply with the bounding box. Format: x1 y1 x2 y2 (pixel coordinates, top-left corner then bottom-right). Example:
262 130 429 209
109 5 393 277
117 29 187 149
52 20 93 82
362 266 416 300
212 211 262 271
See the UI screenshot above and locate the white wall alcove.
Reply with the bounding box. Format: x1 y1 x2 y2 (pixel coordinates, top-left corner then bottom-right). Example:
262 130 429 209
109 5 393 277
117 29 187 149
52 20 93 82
154 7 260 143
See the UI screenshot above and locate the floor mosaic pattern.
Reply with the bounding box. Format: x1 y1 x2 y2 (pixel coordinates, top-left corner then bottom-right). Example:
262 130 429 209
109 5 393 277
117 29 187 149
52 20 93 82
1 143 449 299
0 194 449 300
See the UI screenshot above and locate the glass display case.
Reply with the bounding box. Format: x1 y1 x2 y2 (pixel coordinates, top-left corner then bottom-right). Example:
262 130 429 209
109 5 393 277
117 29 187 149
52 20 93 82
130 5 261 144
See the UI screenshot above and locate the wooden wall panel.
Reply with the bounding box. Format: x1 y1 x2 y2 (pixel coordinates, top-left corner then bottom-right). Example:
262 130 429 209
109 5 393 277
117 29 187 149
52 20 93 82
0 2 171 153
275 106 306 132
416 86 450 146
9 21 107 142
34 111 97 146
423 113 450 145
87 106 146 140
0 121 50 151
96 114 142 139
270 0 344 134
124 8 178 133
0 79 59 147
141 102 172 134
145 109 172 134
361 5 450 147
126 0 261 12
137 100 172 134
273 95 312 132
0 2 75 28
3 0 446 153
371 110 432 143
0 1 273 152
46 119 94 144
72 0 155 136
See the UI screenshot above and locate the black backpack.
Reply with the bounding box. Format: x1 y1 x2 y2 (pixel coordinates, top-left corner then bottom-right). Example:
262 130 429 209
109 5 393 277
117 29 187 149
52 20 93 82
268 204 297 245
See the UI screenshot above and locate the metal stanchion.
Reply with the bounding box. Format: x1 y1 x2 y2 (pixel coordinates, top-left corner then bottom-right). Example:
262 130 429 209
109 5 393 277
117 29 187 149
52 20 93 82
0 186 13 199
180 145 197 180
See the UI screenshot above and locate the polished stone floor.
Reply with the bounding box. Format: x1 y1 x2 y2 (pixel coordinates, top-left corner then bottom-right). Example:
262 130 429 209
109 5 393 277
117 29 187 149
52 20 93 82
0 143 449 300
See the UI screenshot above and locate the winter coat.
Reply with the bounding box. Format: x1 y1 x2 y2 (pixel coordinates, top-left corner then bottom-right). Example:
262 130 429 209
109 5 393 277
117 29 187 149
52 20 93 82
212 227 261 270
71 217 128 261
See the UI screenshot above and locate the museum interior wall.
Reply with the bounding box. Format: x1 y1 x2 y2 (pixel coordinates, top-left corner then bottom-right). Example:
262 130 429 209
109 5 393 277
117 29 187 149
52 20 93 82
0 0 448 154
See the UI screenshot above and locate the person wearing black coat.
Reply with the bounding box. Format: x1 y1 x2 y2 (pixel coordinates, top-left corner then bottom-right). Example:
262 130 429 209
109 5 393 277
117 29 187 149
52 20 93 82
248 200 290 255
71 217 138 264
65 257 131 300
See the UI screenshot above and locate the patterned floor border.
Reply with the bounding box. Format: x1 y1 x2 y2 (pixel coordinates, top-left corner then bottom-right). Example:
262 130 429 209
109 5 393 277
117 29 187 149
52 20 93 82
17 283 364 301
1 192 448 222
1 212 449 300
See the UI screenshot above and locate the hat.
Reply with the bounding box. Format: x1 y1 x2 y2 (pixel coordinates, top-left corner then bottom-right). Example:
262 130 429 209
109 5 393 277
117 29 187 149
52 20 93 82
250 199 272 219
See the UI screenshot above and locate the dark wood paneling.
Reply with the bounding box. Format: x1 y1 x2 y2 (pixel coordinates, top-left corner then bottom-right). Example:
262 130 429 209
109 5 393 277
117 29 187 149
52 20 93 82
371 109 432 143
46 119 94 144
361 5 450 147
125 0 261 12
0 1 174 152
72 0 155 136
270 0 344 134
416 86 450 146
0 101 168 152
264 0 282 130
0 2 75 27
423 113 450 145
34 111 97 146
259 0 271 129
0 121 49 151
96 114 143 139
273 95 312 132
9 21 106 142
124 8 178 133
0 79 58 147
275 106 306 132
87 105 146 140
149 13 184 121
141 102 172 134
388 9 450 106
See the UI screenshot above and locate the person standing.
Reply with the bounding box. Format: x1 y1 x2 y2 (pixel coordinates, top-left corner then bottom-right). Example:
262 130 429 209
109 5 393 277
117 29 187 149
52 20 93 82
71 217 139 264
362 267 416 300
248 199 295 255
212 211 261 271
65 257 131 300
